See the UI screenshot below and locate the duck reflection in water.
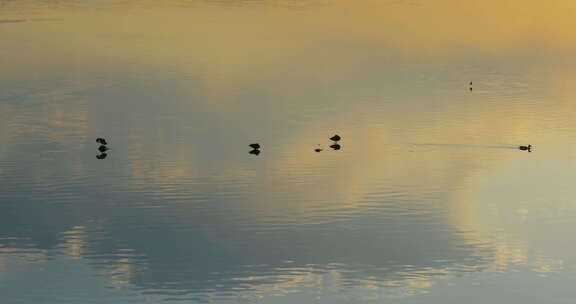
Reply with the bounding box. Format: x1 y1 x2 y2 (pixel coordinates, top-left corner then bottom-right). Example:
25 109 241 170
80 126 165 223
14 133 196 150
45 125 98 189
96 153 108 159
519 144 532 152
249 149 261 156
330 143 341 151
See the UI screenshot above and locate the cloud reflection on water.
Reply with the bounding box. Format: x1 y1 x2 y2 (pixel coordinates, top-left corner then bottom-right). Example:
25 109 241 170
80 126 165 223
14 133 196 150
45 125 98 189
2 0 576 302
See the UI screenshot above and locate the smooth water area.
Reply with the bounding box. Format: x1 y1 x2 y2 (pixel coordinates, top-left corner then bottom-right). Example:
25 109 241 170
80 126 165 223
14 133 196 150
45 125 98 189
2 1 576 303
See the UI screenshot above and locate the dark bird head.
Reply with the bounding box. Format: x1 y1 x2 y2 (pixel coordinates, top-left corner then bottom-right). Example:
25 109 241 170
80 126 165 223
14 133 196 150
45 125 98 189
96 153 108 159
96 138 107 145
98 145 109 152
249 143 260 150
330 135 341 142
249 149 261 156
330 143 341 151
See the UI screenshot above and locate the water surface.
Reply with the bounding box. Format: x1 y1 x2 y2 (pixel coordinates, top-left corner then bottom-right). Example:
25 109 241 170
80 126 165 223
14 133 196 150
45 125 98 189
2 0 576 303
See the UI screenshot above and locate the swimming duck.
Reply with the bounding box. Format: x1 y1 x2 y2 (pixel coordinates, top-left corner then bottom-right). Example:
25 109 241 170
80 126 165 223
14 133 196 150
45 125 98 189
330 135 341 142
249 149 261 156
519 145 532 151
98 145 109 152
249 143 260 150
96 138 108 145
315 148 323 152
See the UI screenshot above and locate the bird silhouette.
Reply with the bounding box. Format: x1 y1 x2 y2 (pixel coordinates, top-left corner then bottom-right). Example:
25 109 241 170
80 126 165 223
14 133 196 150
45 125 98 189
96 153 108 159
249 143 260 150
519 145 532 152
249 149 261 156
96 138 108 145
330 135 341 142
315 148 323 152
98 145 109 152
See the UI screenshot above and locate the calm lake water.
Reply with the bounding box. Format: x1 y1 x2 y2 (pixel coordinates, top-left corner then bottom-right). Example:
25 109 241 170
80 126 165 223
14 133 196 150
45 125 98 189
2 0 576 303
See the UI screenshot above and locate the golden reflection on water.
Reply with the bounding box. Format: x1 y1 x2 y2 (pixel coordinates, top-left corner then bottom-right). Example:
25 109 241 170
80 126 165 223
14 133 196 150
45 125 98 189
3 0 576 77
3 0 576 301
2 0 575 231
105 258 138 289
62 225 88 259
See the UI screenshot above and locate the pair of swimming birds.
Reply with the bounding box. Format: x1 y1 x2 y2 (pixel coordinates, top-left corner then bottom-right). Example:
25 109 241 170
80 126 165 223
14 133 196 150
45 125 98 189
316 135 342 152
249 135 342 151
